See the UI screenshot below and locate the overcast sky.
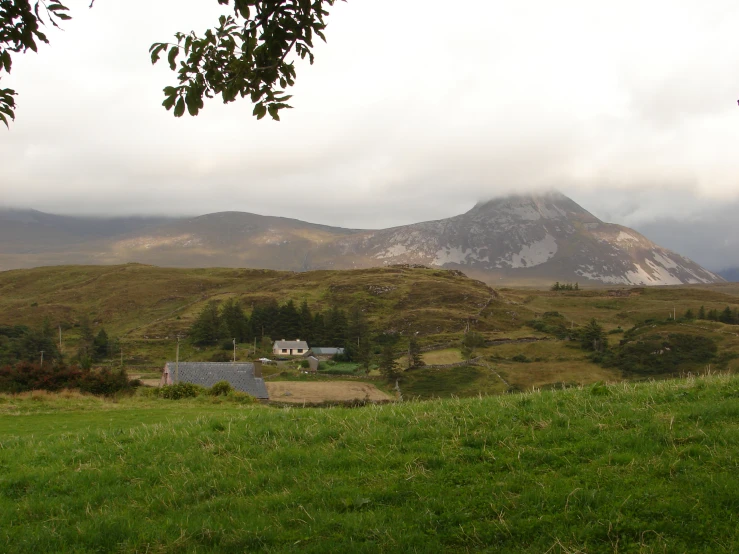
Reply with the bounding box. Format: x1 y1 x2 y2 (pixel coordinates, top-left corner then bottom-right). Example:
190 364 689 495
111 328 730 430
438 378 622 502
1 0 738 231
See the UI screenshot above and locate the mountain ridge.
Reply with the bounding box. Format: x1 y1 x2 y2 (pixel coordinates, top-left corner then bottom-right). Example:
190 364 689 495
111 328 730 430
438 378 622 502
0 193 722 286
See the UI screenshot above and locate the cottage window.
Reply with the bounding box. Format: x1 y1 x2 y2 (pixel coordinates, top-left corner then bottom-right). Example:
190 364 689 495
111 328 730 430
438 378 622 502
282 349 287 353
297 349 303 353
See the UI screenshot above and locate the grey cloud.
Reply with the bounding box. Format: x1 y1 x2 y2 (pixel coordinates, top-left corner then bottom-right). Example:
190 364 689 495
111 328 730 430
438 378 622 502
1 0 739 242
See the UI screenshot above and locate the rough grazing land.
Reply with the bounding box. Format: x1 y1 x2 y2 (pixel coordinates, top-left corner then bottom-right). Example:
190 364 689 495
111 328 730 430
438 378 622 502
0 374 738 552
265 381 390 403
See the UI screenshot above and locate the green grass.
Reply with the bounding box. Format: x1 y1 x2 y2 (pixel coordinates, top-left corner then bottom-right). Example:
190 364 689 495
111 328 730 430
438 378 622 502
1 374 738 552
401 365 508 399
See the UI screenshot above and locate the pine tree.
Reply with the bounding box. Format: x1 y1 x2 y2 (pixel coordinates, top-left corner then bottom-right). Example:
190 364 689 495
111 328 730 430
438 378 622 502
580 319 607 352
356 335 372 374
190 301 224 346
407 336 424 369
298 300 314 343
278 300 301 339
379 344 401 381
698 305 706 320
551 282 561 291
324 307 348 345
684 308 694 320
78 315 95 350
92 328 109 361
719 306 734 324
221 299 249 342
312 313 326 345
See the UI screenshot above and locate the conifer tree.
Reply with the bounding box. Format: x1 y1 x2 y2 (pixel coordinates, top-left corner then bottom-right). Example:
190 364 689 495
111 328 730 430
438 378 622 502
278 300 301 339
379 344 401 381
407 336 424 369
190 301 224 346
221 299 249 342
92 328 109 360
719 306 734 324
298 300 314 343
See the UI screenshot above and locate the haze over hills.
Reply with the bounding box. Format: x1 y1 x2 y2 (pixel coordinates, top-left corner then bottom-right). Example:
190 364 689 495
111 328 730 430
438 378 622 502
0 193 722 286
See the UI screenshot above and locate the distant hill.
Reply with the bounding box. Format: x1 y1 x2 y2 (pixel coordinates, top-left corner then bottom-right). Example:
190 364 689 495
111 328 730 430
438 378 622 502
718 267 739 282
0 193 723 286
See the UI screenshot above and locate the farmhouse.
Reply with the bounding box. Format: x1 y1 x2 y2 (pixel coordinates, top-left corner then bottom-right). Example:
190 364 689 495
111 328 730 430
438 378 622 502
160 362 269 400
273 339 309 356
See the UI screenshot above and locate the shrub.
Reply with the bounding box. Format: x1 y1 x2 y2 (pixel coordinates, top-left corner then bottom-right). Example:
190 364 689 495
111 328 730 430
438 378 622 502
0 362 130 396
299 360 310 369
78 369 131 396
210 351 232 362
511 354 530 363
226 391 257 404
157 382 204 399
209 380 234 396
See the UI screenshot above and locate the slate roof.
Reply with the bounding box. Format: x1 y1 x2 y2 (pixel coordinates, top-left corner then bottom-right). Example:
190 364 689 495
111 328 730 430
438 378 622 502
311 347 345 355
163 362 269 399
273 340 309 350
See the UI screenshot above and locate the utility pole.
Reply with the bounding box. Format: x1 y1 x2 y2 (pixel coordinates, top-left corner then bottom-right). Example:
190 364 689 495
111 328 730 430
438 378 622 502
40 350 44 368
175 336 180 384
233 338 236 363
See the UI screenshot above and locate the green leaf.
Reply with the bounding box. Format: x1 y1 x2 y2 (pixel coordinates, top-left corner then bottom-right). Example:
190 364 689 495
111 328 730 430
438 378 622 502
162 93 177 111
168 47 179 70
267 105 280 121
174 98 186 117
149 44 167 64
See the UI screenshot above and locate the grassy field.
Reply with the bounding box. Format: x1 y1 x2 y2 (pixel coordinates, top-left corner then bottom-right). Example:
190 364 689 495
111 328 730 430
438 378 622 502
1 373 738 552
421 348 463 365
265 381 390 404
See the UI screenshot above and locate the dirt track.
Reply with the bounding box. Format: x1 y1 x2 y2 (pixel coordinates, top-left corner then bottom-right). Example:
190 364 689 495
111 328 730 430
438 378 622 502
266 381 391 403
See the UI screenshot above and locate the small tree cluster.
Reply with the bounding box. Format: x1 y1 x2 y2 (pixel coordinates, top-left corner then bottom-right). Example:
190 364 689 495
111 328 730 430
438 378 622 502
551 282 579 291
695 306 739 325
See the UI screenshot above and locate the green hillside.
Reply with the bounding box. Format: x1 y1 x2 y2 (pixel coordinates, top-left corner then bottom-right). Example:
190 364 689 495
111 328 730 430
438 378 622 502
2 265 739 393
1 373 738 552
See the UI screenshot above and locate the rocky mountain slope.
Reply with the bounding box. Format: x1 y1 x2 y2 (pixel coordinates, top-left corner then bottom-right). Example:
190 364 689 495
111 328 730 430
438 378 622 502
0 193 722 286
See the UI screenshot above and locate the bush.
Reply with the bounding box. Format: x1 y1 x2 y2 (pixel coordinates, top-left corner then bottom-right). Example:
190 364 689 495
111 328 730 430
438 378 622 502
299 360 310 369
0 362 130 396
511 354 531 363
226 390 257 404
209 380 234 396
78 369 131 396
157 382 204 399
209 351 232 362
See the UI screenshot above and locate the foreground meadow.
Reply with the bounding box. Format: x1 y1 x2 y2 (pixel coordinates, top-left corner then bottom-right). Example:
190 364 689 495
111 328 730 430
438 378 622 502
1 375 739 552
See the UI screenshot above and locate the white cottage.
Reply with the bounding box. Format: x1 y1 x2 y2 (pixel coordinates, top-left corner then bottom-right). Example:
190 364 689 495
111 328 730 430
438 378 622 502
272 339 309 356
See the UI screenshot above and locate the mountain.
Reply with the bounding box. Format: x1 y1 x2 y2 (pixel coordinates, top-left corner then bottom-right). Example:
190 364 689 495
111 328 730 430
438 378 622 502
718 268 739 282
0 193 723 286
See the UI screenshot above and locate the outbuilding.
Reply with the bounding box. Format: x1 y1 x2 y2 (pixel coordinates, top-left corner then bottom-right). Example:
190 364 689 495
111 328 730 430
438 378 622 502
160 361 269 400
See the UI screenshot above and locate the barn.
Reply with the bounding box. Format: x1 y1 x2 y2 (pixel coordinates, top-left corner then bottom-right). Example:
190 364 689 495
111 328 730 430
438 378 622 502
160 362 269 401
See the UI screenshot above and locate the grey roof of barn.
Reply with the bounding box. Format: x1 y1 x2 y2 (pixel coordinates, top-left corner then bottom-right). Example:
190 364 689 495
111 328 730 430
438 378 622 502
163 362 269 399
311 347 345 355
273 340 309 350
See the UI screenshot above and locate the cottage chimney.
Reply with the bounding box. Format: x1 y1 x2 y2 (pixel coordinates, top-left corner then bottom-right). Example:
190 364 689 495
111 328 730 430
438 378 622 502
253 360 262 378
